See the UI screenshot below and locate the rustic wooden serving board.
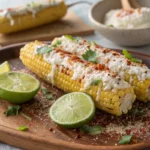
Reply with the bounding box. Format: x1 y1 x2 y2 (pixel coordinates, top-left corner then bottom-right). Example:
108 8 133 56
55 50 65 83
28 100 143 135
0 43 150 150
0 11 94 46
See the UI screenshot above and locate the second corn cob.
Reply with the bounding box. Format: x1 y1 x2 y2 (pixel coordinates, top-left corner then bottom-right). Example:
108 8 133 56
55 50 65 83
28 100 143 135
20 41 136 116
51 35 150 102
0 1 67 34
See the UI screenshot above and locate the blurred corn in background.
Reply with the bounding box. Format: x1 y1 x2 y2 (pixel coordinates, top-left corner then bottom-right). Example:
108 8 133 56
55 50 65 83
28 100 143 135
0 0 94 45
0 0 67 33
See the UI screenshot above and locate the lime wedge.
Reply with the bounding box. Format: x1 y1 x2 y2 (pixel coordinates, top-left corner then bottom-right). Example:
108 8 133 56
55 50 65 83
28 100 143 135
0 71 40 104
0 61 11 74
49 92 95 128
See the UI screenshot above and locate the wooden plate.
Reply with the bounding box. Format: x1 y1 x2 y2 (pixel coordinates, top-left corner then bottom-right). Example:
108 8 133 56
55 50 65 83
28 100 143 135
0 43 150 150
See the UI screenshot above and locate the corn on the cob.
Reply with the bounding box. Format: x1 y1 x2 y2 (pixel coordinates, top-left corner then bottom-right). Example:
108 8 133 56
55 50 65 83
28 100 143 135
20 41 136 116
0 1 67 34
51 35 150 102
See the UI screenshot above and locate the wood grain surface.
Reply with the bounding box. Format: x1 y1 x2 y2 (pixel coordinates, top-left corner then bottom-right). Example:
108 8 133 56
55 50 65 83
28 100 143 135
0 43 150 150
0 11 94 46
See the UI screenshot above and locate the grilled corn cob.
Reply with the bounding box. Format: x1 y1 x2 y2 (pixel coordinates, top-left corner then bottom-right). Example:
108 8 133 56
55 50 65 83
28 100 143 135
20 41 136 116
0 1 67 34
51 35 150 102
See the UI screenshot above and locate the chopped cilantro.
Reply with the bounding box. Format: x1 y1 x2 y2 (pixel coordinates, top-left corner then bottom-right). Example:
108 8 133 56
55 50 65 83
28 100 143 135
18 126 28 131
108 25 114 27
20 112 32 121
64 35 82 42
75 37 82 42
122 49 132 59
37 46 52 54
27 1 42 10
41 87 54 100
80 125 104 135
88 41 97 45
130 58 142 63
129 107 146 116
147 102 150 109
52 40 62 47
82 49 97 63
91 79 101 86
56 40 61 45
118 135 132 144
27 1 36 8
122 49 142 63
38 4 42 9
4 105 20 117
64 35 75 40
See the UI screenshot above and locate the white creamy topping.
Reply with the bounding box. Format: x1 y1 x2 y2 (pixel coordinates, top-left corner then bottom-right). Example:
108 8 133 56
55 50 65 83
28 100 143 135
104 7 150 29
52 36 150 81
35 45 130 91
0 0 61 26
120 93 134 114
96 87 101 102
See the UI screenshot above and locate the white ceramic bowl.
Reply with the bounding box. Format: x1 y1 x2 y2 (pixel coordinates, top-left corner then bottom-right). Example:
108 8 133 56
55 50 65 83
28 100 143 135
89 0 150 46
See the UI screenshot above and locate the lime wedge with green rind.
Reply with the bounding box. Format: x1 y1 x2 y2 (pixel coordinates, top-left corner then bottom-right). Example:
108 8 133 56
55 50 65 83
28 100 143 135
0 61 11 74
0 71 40 104
49 92 95 128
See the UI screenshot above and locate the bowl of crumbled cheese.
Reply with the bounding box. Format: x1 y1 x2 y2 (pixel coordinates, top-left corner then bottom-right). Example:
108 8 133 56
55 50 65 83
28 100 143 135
89 0 150 46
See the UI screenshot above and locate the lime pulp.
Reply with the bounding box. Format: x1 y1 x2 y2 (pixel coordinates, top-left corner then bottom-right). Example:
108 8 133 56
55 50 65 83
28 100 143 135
0 71 40 104
49 92 95 128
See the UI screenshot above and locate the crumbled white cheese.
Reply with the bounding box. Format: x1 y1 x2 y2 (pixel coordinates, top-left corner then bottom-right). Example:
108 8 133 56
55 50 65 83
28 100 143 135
52 36 150 81
33 45 131 91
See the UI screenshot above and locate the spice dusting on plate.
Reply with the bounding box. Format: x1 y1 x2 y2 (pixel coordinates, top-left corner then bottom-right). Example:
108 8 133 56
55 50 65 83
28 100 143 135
15 69 150 145
0 68 149 146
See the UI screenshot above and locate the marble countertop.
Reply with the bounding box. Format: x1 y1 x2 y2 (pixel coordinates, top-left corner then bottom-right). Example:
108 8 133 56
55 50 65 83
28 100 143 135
0 0 149 149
